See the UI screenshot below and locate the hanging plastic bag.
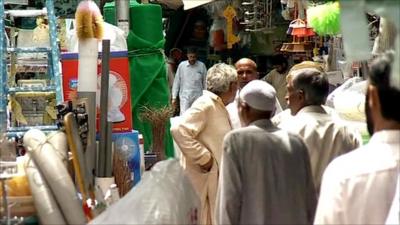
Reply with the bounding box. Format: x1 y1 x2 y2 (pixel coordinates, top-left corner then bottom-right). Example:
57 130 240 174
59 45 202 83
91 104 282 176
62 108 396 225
89 159 200 225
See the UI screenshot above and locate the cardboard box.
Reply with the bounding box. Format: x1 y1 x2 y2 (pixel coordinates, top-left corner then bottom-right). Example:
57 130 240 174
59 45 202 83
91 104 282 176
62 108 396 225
111 130 141 186
61 51 132 133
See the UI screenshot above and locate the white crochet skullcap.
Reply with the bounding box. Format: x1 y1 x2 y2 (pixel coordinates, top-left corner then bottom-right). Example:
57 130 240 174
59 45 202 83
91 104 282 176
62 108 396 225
239 80 276 111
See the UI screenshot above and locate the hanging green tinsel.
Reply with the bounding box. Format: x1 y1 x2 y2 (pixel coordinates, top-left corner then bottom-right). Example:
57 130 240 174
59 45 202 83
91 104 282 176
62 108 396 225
307 1 340 35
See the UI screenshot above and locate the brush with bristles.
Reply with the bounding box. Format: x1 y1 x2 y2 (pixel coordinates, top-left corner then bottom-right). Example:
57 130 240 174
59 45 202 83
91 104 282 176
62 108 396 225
75 0 104 40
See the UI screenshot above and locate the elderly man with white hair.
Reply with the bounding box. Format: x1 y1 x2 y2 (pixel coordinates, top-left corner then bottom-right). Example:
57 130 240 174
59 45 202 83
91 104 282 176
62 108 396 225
273 62 362 194
171 63 238 225
216 80 317 225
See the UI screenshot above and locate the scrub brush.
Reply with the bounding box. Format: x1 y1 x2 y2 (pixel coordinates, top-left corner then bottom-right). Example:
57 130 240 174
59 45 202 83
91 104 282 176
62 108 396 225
75 0 104 40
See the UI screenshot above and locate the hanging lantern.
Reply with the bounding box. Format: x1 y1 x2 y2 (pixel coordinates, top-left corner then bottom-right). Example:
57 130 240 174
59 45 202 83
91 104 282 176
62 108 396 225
289 19 315 37
282 19 315 53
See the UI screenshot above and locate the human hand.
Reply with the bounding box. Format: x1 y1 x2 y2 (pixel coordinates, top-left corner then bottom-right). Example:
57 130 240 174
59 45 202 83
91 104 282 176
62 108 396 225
171 99 177 109
200 157 213 172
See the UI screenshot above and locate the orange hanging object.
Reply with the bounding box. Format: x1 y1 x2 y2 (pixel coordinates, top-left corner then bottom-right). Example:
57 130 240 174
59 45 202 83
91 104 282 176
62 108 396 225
291 27 315 37
288 18 315 37
223 5 240 49
212 29 225 51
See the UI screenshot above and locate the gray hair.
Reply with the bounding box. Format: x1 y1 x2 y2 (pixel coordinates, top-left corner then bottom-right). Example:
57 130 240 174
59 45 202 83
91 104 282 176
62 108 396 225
206 63 238 95
292 68 330 105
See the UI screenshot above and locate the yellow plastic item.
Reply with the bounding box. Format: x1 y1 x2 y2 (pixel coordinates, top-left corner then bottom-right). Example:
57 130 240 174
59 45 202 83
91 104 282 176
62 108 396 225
223 5 240 49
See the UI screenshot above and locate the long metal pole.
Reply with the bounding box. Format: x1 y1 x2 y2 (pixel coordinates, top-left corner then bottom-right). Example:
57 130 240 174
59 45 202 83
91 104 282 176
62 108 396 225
98 40 111 177
115 0 130 37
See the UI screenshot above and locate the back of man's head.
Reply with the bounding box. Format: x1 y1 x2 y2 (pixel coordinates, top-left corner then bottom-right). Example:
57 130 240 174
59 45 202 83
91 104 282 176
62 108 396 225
271 54 288 66
369 51 400 123
291 68 329 106
287 61 324 80
206 63 237 96
239 80 276 115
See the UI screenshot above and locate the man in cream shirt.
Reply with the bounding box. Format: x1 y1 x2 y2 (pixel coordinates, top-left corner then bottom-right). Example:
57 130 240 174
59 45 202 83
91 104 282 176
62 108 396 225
315 52 400 224
262 54 289 109
171 63 238 225
273 61 362 194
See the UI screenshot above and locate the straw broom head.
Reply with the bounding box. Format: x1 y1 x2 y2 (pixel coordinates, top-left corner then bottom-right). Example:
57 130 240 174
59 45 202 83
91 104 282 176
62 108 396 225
75 0 104 40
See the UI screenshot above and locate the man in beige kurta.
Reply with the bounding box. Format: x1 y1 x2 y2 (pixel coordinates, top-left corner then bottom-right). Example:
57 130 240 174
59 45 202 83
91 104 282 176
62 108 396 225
273 63 361 194
171 63 238 225
262 54 289 109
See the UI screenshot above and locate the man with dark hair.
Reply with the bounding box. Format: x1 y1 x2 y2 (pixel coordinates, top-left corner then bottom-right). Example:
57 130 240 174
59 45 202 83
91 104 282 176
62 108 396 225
166 48 183 90
172 47 207 115
216 80 316 225
273 61 361 194
262 54 289 109
315 52 400 224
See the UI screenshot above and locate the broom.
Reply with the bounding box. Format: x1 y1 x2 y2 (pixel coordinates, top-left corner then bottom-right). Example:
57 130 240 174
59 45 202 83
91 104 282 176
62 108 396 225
75 0 104 179
74 0 104 220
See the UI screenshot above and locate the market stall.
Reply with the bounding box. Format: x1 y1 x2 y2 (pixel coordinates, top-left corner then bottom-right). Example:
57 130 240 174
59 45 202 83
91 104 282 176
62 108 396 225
0 0 399 224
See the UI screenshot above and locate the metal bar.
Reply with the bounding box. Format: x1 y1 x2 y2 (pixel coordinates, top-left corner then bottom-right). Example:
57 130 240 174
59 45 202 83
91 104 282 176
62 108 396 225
98 39 111 177
7 125 59 132
5 8 47 17
115 0 130 36
7 47 51 53
0 0 7 134
8 86 56 92
46 0 63 104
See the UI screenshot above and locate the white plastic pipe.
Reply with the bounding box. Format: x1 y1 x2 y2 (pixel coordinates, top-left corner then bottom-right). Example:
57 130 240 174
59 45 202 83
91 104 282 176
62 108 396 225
47 131 69 168
23 129 86 225
77 37 98 184
25 155 67 225
77 38 98 92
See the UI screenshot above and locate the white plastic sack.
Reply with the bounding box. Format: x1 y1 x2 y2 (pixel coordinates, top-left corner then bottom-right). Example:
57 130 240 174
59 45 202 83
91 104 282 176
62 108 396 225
332 78 367 122
326 77 368 136
89 159 200 225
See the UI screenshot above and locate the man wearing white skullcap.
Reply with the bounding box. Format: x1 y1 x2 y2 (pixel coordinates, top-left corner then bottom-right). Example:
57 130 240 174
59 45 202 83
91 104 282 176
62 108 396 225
215 80 316 225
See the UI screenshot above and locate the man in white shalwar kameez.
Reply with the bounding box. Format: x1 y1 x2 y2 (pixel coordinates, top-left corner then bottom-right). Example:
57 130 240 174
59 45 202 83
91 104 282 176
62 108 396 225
171 63 238 225
315 52 400 225
216 80 317 225
273 62 362 193
172 48 207 115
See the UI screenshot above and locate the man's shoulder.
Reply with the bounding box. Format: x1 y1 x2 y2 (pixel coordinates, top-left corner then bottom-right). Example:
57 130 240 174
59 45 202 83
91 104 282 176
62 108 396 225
190 92 214 108
324 142 394 179
196 60 207 69
178 60 189 67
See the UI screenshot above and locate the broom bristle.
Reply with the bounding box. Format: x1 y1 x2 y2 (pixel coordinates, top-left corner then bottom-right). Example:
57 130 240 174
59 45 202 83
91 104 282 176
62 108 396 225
75 0 104 40
93 16 104 40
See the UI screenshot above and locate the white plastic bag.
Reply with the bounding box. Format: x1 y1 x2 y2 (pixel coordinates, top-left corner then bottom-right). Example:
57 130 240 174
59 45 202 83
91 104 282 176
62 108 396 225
89 159 200 225
326 77 368 137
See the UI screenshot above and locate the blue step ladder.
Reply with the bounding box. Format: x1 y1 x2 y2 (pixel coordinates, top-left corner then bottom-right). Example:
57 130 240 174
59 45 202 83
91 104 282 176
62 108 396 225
0 0 63 137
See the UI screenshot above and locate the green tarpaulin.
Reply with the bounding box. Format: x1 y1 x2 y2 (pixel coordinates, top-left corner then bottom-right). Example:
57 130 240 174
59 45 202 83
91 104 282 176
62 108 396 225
126 4 174 157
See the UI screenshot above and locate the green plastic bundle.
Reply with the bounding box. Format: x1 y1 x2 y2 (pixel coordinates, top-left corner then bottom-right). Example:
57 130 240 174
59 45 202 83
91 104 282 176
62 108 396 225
127 3 174 158
307 1 341 35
